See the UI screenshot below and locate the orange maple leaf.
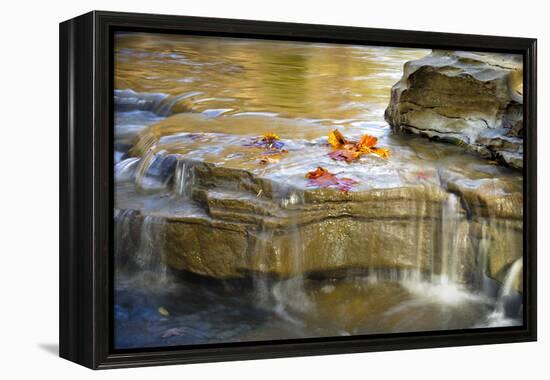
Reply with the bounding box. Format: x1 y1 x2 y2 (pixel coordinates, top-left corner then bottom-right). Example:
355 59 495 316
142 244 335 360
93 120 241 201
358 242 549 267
357 134 378 150
327 129 390 162
327 129 348 148
262 133 280 142
370 147 391 159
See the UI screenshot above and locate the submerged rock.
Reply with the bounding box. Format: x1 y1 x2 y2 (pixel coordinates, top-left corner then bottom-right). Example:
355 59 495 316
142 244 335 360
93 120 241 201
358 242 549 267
385 51 523 169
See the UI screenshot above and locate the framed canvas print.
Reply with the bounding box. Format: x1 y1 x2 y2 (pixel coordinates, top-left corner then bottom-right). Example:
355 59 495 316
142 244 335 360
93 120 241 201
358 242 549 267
59 11 537 369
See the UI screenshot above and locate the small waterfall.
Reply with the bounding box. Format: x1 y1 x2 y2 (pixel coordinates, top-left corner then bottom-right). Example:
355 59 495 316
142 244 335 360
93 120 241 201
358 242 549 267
250 227 276 312
474 223 500 297
134 215 168 284
280 189 304 209
272 226 313 324
134 151 178 191
173 160 196 198
114 157 140 182
500 258 523 299
114 211 168 284
273 190 311 323
395 193 482 307
114 209 139 269
439 193 461 285
484 257 523 326
251 215 313 325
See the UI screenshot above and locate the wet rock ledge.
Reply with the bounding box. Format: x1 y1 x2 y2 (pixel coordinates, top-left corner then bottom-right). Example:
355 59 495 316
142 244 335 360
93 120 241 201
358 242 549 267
385 51 523 169
115 114 523 292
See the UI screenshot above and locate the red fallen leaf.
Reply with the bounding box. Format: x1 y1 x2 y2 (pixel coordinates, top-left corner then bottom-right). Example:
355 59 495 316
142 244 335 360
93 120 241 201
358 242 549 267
161 328 185 338
305 166 329 179
305 167 358 192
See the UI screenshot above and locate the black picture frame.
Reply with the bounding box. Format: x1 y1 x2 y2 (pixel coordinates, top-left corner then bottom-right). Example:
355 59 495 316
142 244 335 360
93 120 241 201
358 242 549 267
59 10 537 369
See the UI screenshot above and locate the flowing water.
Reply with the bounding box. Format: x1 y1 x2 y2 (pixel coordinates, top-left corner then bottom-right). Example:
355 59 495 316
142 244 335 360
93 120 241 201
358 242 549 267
113 33 523 349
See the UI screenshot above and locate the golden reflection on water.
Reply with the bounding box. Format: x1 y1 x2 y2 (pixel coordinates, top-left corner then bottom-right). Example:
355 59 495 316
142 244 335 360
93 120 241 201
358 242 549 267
115 33 429 122
112 34 524 348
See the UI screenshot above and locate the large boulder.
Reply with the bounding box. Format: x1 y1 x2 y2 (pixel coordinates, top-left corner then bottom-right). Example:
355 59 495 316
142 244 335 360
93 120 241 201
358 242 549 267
385 51 523 169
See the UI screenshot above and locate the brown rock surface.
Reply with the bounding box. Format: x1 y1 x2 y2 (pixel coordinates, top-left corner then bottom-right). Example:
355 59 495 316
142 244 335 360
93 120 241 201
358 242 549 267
385 51 523 169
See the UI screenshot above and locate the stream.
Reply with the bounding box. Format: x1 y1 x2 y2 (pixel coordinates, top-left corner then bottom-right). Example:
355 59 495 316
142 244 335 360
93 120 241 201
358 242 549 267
113 33 523 349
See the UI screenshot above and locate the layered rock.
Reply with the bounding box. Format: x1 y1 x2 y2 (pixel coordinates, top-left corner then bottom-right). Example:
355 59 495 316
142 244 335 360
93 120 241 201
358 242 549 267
115 113 523 291
385 51 524 169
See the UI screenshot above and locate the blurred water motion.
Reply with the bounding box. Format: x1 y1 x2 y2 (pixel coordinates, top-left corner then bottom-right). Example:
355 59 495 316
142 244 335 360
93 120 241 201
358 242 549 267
113 33 522 349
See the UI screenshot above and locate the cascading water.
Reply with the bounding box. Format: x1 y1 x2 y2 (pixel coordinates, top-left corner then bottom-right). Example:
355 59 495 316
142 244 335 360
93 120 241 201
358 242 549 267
439 193 461 285
173 160 196 198
500 257 523 299
115 157 140 182
250 188 314 325
134 215 168 283
483 257 523 326
112 33 523 348
114 210 169 286
270 227 313 326
134 151 178 191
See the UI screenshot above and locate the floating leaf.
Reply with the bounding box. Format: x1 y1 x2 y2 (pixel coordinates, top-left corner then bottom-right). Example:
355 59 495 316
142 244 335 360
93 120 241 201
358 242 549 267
305 167 357 193
357 134 378 150
158 307 170 317
328 149 361 162
246 132 288 164
327 129 348 148
262 132 280 141
327 129 390 162
306 166 330 179
370 147 391 159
